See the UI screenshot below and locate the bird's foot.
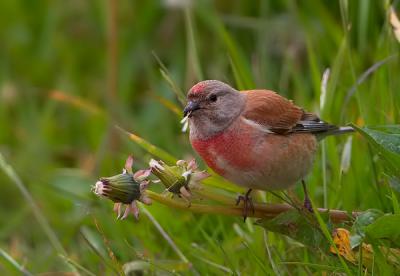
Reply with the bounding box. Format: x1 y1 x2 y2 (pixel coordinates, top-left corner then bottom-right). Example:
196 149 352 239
303 196 313 212
302 180 313 213
236 189 254 221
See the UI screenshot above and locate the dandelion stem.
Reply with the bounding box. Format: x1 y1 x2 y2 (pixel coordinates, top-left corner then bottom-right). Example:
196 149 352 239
145 190 359 223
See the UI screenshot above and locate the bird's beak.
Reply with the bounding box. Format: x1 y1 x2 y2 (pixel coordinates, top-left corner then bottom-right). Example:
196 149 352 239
183 101 200 117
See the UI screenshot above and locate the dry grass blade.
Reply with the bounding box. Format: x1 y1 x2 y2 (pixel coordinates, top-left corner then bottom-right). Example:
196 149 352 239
390 6 400 43
150 94 181 116
115 125 177 164
320 68 330 111
50 90 105 117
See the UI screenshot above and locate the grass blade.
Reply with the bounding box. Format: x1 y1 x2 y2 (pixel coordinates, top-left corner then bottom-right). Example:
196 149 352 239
197 6 254 89
184 6 203 81
152 51 186 106
150 94 181 116
59 254 97 276
140 205 190 264
341 54 398 120
0 152 66 256
310 199 352 275
50 90 106 117
0 248 33 276
116 126 177 165
80 226 122 275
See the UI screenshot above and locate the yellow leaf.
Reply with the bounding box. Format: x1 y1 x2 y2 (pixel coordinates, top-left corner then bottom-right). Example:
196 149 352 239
331 228 400 270
330 228 356 263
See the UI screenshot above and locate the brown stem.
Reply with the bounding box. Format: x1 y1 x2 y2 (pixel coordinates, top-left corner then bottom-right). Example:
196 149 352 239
146 191 360 224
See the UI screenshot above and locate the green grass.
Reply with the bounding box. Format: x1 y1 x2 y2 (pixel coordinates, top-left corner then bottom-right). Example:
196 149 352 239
1 0 400 274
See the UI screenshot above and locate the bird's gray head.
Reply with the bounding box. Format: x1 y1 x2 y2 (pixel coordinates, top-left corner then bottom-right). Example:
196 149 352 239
183 80 246 139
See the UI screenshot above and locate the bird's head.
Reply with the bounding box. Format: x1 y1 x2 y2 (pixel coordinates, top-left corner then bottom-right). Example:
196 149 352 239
184 80 246 139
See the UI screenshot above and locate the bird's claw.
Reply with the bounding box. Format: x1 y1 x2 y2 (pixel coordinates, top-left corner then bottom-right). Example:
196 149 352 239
303 197 313 213
302 180 313 213
236 189 254 222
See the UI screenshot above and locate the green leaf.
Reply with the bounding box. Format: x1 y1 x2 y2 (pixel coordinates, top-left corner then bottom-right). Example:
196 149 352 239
256 210 329 251
350 209 384 249
349 234 363 249
351 209 384 247
353 209 384 233
362 125 400 154
365 214 400 247
352 125 400 178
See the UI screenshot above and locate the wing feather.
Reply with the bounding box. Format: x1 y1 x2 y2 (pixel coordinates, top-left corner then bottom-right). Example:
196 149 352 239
241 90 339 135
242 90 304 134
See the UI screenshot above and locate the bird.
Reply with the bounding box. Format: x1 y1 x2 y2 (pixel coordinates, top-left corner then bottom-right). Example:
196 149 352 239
183 80 353 218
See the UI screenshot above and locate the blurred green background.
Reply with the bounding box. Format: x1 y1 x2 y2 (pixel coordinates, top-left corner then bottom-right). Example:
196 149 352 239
1 0 399 274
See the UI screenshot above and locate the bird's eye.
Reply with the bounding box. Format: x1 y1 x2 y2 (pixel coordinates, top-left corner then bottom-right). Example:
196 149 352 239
209 94 218 102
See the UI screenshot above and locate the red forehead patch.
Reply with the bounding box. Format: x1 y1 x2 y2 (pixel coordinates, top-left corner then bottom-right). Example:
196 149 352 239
191 82 206 94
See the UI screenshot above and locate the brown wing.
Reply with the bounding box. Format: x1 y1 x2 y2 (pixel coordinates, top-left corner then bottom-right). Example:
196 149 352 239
242 90 339 135
242 90 304 134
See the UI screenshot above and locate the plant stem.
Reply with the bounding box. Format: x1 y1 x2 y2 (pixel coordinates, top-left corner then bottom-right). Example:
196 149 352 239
145 190 359 224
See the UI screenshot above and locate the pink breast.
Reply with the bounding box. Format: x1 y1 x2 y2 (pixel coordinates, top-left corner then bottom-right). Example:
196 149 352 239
191 126 257 176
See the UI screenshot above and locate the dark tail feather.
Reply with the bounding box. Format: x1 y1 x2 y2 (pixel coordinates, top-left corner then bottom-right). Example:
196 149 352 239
326 126 354 135
317 125 354 140
292 119 354 139
291 112 354 139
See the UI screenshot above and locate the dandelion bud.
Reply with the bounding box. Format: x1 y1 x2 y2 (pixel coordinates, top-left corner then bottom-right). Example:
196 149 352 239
149 159 209 200
149 159 186 191
94 173 141 204
93 156 151 220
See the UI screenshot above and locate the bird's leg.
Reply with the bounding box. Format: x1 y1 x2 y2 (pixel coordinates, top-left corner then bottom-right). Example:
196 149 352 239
302 180 313 212
236 189 254 221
